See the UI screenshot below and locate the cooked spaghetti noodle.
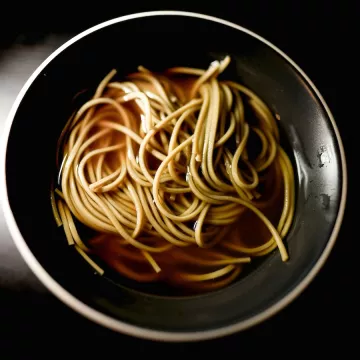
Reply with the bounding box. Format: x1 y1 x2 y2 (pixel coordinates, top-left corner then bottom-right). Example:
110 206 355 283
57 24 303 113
51 56 295 292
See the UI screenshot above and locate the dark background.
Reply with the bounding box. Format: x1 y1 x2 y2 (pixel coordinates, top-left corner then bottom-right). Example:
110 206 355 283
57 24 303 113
0 1 356 355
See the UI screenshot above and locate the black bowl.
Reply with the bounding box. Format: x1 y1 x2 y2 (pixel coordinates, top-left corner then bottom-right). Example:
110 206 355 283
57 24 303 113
0 11 347 341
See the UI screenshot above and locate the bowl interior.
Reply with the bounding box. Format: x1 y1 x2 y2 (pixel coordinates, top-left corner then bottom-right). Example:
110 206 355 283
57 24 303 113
5 14 343 333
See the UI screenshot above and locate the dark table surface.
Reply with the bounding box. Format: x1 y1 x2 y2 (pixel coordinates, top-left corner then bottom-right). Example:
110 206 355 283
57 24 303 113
0 2 356 355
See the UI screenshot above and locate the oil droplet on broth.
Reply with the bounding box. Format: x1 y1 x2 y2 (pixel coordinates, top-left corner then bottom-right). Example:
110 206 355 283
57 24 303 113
224 158 232 175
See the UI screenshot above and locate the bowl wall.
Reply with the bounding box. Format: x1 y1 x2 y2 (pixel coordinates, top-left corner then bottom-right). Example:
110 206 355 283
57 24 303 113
2 12 346 340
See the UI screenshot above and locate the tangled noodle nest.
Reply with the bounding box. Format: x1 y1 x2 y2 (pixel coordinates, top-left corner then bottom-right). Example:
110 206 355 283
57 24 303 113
51 56 295 292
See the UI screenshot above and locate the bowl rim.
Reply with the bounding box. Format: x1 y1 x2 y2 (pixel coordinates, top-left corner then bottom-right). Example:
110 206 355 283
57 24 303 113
0 10 347 342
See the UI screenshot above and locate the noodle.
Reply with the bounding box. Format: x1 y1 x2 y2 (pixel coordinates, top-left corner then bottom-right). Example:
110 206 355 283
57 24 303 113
52 56 295 292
